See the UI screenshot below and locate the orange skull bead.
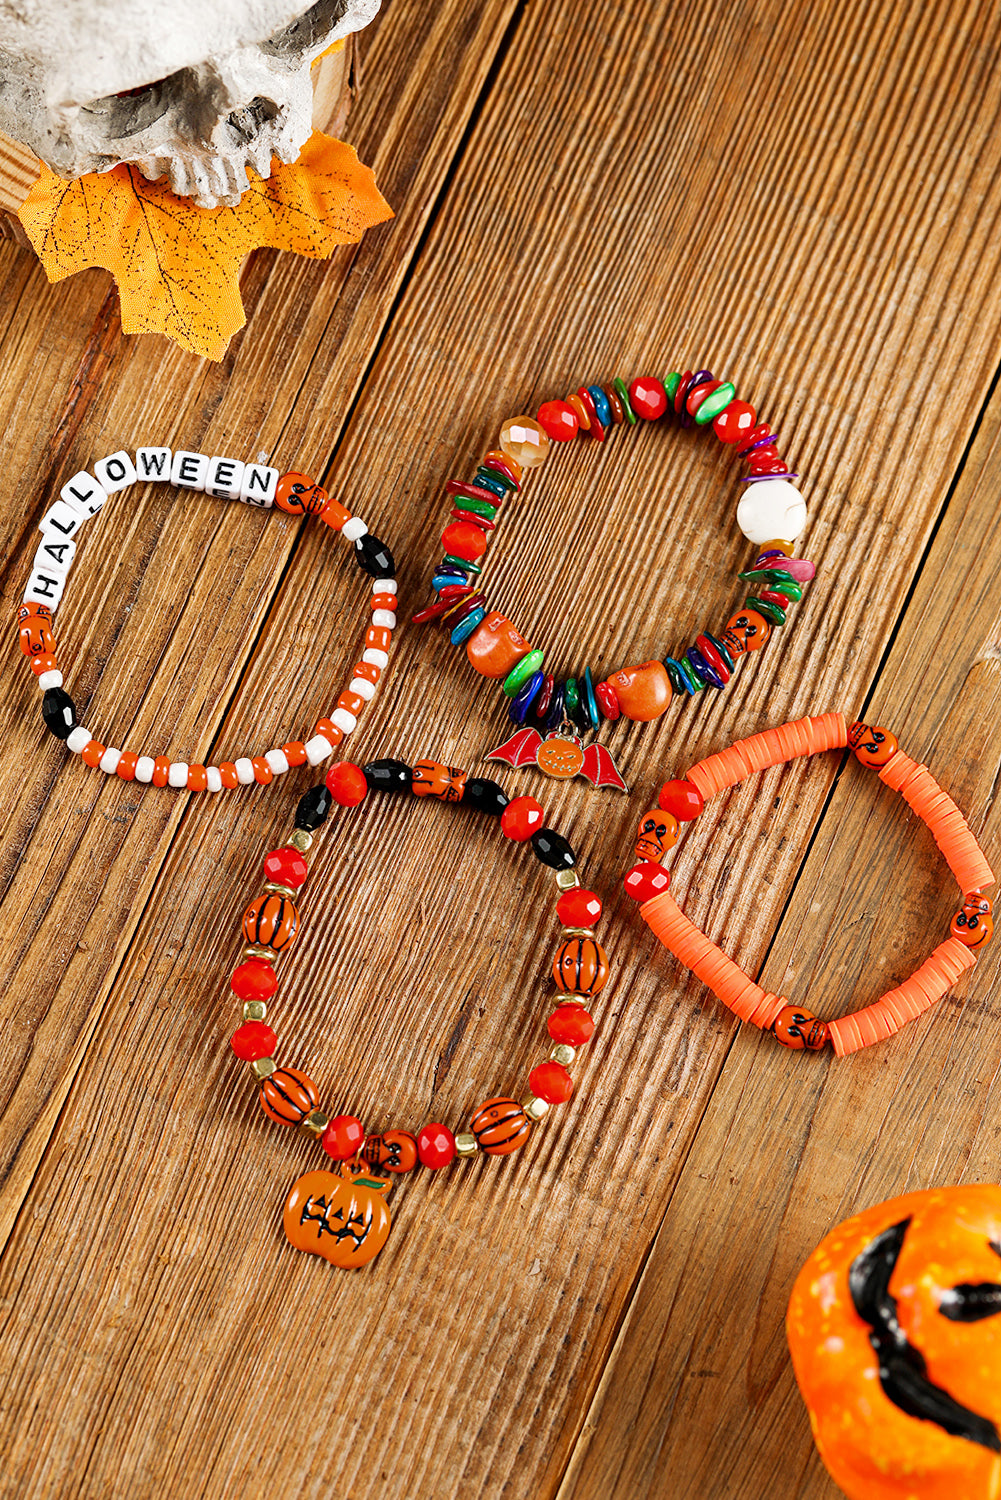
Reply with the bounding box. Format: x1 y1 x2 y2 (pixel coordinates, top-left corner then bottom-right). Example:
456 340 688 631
274 471 328 516
411 760 467 801
771 1005 829 1050
848 722 899 768
363 1130 419 1173
951 894 994 949
723 608 771 656
635 808 680 863
284 1163 392 1268
465 612 532 679
603 661 672 721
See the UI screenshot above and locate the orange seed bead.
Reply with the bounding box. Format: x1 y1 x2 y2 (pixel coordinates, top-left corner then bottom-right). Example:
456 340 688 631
316 495 351 530
313 718 345 748
337 690 365 717
252 756 274 785
116 752 138 780
352 662 380 685
366 626 392 652
371 593 396 612
187 764 208 791
152 756 170 787
81 739 105 767
282 741 307 767
29 652 59 677
219 762 240 789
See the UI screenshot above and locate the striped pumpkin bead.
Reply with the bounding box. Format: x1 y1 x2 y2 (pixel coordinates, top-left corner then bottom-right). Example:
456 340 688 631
260 1066 318 1125
552 935 610 996
470 1098 532 1155
242 893 300 953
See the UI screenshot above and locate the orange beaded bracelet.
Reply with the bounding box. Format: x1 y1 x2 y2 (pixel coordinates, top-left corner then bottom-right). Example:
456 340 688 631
623 712 993 1055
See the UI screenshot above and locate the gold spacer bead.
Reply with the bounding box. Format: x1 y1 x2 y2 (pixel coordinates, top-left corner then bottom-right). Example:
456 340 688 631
251 1057 276 1080
550 1042 575 1067
455 1132 479 1157
290 829 313 853
523 1094 549 1121
242 943 277 962
302 1109 330 1136
561 926 595 940
242 1000 267 1021
555 869 580 891
263 882 297 900
554 994 589 1007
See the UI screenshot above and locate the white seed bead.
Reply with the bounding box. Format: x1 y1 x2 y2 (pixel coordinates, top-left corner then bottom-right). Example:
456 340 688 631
38 669 63 690
135 447 172 482
135 756 155 783
168 761 189 787
305 734 333 766
234 757 255 785
371 609 396 630
373 577 397 594
342 517 368 542
331 708 356 734
265 748 289 775
348 677 376 701
205 766 223 793
66 727 91 754
60 471 108 518
171 451 209 490
362 648 389 669
99 747 122 775
93 451 137 493
735 479 807 545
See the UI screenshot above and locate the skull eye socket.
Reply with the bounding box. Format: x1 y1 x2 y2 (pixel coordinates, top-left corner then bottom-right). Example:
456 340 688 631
262 0 356 57
82 72 183 136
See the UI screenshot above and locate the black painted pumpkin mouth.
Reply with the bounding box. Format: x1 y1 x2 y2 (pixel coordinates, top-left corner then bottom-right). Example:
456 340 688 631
849 1217 1001 1453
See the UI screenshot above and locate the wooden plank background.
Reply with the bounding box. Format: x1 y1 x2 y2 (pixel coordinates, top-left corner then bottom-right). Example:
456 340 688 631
1 0 1000 1495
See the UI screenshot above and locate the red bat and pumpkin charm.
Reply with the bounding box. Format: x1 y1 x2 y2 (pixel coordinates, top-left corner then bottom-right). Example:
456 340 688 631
486 727 628 792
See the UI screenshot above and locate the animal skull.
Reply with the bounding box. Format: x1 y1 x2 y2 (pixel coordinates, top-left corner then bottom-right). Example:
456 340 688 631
0 0 381 208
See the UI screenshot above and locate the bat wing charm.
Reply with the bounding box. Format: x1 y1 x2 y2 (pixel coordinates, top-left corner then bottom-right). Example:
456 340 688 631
485 726 628 792
581 741 628 793
486 727 544 768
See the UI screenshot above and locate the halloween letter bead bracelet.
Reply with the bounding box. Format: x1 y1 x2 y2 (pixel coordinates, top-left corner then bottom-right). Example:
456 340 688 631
19 450 397 791
414 368 814 791
623 713 993 1055
226 757 609 1268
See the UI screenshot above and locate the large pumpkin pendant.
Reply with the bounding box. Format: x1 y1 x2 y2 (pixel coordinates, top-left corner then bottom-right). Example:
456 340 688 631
283 1160 392 1269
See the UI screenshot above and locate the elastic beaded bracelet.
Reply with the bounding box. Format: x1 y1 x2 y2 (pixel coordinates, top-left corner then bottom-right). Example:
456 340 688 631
227 758 609 1269
19 451 397 790
623 713 994 1056
415 369 815 792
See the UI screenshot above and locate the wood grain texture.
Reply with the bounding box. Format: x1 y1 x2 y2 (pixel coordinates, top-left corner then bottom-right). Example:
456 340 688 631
1 0 1000 1497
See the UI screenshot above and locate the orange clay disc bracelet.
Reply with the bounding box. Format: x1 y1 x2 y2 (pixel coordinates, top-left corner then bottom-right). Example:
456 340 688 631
19 448 397 791
622 712 994 1056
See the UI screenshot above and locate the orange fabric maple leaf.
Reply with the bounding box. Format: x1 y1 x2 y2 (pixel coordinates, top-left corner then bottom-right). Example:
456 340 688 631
18 131 393 361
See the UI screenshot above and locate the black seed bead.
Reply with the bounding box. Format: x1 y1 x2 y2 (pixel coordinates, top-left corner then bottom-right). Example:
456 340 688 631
364 759 413 794
530 827 576 870
42 686 77 740
355 534 396 578
295 782 333 831
461 777 510 816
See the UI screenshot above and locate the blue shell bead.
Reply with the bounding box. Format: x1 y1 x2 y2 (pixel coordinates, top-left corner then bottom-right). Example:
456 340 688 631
450 607 486 646
472 468 509 500
543 681 567 732
587 386 612 428
433 569 469 591
583 666 600 725
508 669 545 723
687 645 724 690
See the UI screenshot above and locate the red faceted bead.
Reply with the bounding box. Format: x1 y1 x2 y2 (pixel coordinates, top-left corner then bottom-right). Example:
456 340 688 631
321 1114 366 1160
325 761 368 806
629 376 668 421
441 521 487 561
658 778 704 820
624 862 671 901
230 959 278 1003
713 400 756 443
501 795 545 841
230 1020 277 1061
529 1061 574 1104
548 1004 595 1046
595 680 621 720
417 1122 456 1169
263 846 308 889
537 399 579 442
556 888 603 926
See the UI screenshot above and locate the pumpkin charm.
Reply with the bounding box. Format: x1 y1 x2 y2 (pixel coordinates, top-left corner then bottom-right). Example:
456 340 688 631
363 1129 419 1173
260 1066 318 1125
553 936 610 996
634 808 680 863
787 1184 1001 1499
412 760 467 801
951 894 994 950
470 1097 531 1155
283 1163 392 1269
536 736 585 780
242 893 299 953
848 721 899 768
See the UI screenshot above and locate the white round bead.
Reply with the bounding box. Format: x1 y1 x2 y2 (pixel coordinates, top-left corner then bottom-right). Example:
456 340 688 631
206 766 223 793
135 756 155 783
373 577 397 594
265 748 289 775
66 727 90 753
38 669 63 690
371 609 396 630
99 747 122 775
331 707 357 733
342 517 368 542
168 761 189 788
348 677 376 701
234 757 255 785
735 479 807 545
362 648 389 669
305 734 333 766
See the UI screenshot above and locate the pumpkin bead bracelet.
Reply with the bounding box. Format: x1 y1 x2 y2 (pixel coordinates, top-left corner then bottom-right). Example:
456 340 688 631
19 448 397 790
415 368 815 789
623 712 994 1055
227 756 610 1269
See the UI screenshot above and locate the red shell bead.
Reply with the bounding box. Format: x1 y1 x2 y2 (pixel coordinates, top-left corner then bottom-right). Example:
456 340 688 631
230 958 278 1003
230 1021 277 1061
417 1122 456 1169
595 680 621 720
441 521 487 561
537 399 579 442
624 862 671 901
713 400 756 443
556 888 603 926
658 778 704 820
326 762 368 806
548 1004 595 1046
501 796 545 841
321 1115 366 1159
263 846 308 888
529 1061 574 1104
629 376 668 420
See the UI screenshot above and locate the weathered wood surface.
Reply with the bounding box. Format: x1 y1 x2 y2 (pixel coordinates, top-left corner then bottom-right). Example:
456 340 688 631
1 0 1000 1496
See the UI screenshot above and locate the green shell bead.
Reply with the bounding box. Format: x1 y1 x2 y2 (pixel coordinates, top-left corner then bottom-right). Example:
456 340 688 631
738 569 804 601
664 657 688 695
664 373 682 403
694 381 736 424
612 377 637 424
457 496 499 519
564 677 580 713
746 595 787 626
442 553 482 575
502 649 545 697
476 465 517 493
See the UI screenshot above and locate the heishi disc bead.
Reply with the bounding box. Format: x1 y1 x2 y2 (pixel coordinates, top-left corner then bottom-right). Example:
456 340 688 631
499 415 550 468
556 888 603 926
501 796 545 840
325 762 368 806
529 1062 574 1105
553 935 609 994
629 377 668 420
548 1004 596 1046
263 847 308 888
470 1098 531 1155
417 1122 456 1169
230 1021 278 1061
537 399 579 442
231 959 278 1002
260 1067 318 1125
466 612 533 679
624 862 671 901
321 1115 366 1159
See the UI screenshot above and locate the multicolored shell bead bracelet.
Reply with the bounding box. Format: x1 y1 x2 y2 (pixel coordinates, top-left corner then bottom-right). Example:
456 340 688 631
415 369 815 789
19 449 397 790
623 713 993 1055
227 760 610 1268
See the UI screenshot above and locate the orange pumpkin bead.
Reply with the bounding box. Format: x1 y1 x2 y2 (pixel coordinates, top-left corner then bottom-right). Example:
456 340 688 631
465 612 532 679
363 1130 419 1174
470 1098 531 1155
242 893 300 952
603 661 672 721
411 760 467 801
261 1066 318 1125
552 936 609 996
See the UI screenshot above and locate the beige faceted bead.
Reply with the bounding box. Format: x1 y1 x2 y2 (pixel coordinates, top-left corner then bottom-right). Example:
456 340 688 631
499 414 550 469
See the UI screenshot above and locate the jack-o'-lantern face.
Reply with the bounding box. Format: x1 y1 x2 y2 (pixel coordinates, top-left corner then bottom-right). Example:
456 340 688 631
847 721 898 768
723 609 771 656
951 895 994 950
274 471 328 516
537 736 584 779
284 1163 392 1270
772 1005 829 1050
635 809 679 863
412 760 467 801
787 1184 1001 1500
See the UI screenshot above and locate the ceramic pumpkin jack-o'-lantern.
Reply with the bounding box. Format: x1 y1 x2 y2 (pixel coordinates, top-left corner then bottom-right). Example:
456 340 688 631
411 760 467 801
787 1184 1001 1500
951 894 993 950
284 1160 392 1269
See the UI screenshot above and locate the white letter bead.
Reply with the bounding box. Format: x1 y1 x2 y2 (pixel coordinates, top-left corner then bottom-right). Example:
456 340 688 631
60 471 108 518
331 708 357 734
207 456 245 500
40 499 86 540
206 766 223 793
362 648 389 669
38 670 63 690
66 727 91 753
135 757 155 783
99 747 122 775
171 451 210 490
341 517 368 542
265 749 289 775
239 464 278 508
735 479 808 545
93 451 137 492
135 447 172 481
235 758 255 785
305 734 333 766
168 762 189 788
24 568 66 609
348 677 376 701
371 609 396 630
373 578 397 594
36 536 76 572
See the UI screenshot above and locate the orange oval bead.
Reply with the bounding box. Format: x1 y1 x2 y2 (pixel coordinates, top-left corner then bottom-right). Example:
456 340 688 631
282 741 307 767
29 652 59 677
465 612 532 679
352 661 380 686
242 893 300 952
252 756 273 785
187 764 208 791
152 756 170 787
219 762 240 789
603 661 672 721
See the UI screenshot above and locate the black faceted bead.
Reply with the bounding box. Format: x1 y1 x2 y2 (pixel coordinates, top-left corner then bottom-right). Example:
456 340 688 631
295 782 333 831
364 759 413 794
355 534 396 578
530 827 576 870
42 687 77 740
461 777 510 816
